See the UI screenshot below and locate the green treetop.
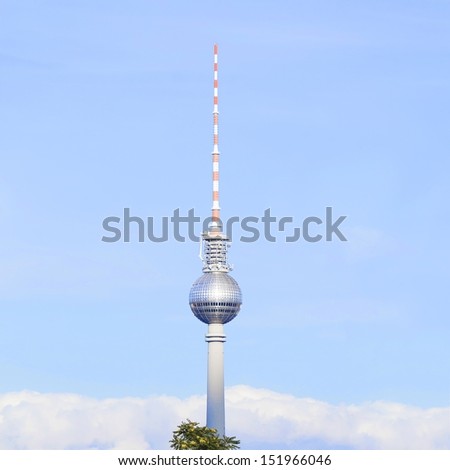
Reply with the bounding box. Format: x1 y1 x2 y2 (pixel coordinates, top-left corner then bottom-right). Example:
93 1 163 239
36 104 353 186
170 420 240 450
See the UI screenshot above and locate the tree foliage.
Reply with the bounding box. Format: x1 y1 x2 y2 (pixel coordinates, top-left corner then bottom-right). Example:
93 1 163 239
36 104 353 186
170 420 240 450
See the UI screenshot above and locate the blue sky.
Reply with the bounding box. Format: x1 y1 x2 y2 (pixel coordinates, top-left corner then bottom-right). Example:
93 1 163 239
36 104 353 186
0 0 449 449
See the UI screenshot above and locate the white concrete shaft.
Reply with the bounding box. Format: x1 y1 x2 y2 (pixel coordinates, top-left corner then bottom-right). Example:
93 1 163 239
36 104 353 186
205 323 226 437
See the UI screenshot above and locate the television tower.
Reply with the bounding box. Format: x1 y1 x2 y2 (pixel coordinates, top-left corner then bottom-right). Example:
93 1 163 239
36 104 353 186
189 44 242 437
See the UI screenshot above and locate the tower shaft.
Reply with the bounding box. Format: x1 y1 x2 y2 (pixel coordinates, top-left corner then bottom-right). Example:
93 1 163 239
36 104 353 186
206 323 226 436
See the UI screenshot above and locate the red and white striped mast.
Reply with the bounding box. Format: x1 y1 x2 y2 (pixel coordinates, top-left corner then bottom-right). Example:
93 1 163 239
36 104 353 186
201 44 230 272
211 43 221 232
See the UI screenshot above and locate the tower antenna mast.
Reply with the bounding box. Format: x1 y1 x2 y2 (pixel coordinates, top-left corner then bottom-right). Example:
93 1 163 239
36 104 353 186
211 43 220 231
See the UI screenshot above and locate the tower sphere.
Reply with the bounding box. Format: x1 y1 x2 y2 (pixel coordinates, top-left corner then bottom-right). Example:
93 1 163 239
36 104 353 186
189 272 242 324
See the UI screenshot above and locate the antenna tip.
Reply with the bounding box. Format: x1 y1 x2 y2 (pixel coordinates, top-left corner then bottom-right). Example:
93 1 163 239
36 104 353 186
214 44 218 54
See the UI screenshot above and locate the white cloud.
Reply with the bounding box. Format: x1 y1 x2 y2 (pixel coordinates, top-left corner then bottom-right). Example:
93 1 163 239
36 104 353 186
0 386 448 450
227 386 450 450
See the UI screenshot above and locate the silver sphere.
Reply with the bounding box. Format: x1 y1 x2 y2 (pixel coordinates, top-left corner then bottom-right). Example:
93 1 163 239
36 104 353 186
189 272 242 324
